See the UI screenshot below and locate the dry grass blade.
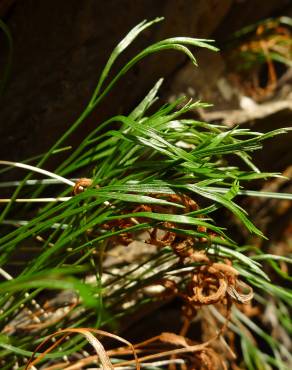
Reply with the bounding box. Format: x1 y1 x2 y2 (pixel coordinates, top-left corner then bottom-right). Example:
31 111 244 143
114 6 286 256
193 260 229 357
0 160 75 186
44 331 218 370
107 331 217 368
25 328 140 370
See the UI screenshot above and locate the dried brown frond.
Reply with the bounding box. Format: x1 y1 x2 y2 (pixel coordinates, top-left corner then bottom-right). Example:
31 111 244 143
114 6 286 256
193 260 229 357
25 328 139 370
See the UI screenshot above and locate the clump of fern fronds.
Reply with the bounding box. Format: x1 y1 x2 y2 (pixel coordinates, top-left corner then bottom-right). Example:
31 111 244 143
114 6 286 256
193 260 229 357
0 18 291 370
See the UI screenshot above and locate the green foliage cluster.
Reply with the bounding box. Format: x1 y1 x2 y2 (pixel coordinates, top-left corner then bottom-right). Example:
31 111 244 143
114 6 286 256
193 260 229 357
0 18 291 369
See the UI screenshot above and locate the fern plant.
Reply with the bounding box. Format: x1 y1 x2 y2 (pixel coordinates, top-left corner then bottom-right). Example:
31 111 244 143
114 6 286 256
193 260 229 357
0 18 291 370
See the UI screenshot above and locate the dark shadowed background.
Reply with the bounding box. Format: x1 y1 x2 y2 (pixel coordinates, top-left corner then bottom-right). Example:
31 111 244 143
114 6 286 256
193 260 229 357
0 0 291 170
